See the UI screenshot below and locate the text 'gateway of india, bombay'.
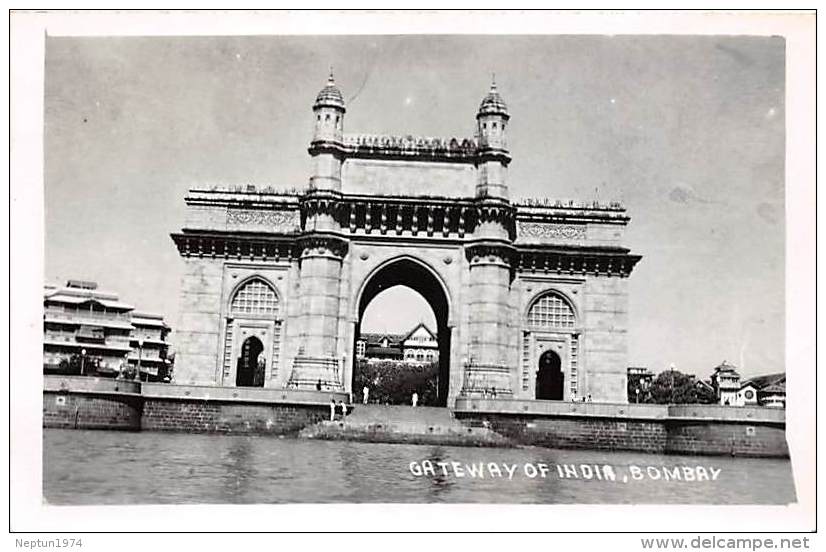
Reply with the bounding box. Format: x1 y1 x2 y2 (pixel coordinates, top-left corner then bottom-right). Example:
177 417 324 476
170 73 642 407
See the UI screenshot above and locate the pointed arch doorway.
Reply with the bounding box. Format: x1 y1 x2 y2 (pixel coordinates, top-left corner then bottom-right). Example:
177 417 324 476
353 258 452 406
525 290 580 401
236 336 265 387
536 349 564 400
221 276 282 387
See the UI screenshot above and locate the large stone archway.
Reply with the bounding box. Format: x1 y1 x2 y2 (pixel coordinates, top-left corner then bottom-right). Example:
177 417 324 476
171 75 642 405
353 257 452 406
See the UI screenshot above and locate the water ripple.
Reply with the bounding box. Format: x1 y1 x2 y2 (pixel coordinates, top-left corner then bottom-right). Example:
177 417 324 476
43 429 795 505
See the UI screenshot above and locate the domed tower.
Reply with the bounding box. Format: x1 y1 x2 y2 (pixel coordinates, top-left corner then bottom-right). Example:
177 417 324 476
309 71 346 191
475 77 512 200
289 71 351 392
463 78 516 400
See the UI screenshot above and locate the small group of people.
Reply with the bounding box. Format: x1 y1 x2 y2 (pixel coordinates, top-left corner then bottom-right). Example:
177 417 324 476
361 385 419 407
571 394 593 402
480 387 498 399
329 398 348 421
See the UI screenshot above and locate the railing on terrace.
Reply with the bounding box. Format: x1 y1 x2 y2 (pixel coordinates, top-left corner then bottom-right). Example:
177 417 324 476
193 184 304 196
343 133 478 153
45 332 131 342
45 307 130 319
44 309 133 324
131 333 165 342
514 197 626 211
43 335 133 350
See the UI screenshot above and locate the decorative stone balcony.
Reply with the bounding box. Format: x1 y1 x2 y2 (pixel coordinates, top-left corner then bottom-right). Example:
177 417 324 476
342 133 479 162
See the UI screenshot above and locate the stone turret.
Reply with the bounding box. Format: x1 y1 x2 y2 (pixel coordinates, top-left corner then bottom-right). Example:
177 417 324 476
309 71 346 192
475 77 512 200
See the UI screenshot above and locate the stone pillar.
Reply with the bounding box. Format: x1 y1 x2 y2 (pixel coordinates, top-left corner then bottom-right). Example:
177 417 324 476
464 248 512 395
289 232 348 390
462 200 515 397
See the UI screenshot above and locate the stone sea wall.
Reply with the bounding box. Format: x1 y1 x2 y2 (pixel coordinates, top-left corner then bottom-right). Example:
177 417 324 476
43 376 344 435
43 376 788 457
141 400 329 434
43 376 142 430
453 398 788 458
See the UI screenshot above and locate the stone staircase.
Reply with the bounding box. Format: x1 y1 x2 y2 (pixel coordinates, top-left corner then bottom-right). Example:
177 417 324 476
299 404 513 447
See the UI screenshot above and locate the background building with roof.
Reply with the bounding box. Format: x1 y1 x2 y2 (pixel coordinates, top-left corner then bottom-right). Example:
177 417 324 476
356 323 439 364
356 332 405 362
742 372 786 408
708 361 785 408
401 323 439 363
43 280 172 381
710 360 741 406
129 312 172 381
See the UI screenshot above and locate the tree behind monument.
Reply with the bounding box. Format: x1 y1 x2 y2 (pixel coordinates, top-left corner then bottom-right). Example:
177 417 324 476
353 359 440 406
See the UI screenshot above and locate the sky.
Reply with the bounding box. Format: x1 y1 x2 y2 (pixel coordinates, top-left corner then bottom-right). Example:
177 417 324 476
44 34 785 378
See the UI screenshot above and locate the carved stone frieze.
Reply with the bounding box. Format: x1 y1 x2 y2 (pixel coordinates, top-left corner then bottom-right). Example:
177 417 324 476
226 209 300 232
517 221 586 240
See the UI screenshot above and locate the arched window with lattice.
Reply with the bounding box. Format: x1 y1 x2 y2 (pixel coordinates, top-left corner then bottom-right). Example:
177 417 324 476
229 278 279 316
524 291 580 398
526 291 576 329
222 277 282 387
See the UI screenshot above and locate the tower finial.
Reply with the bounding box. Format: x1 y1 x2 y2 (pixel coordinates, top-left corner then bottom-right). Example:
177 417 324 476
328 66 335 84
491 72 497 90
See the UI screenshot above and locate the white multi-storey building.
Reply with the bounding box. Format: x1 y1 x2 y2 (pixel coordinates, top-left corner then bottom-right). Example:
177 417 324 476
43 280 171 381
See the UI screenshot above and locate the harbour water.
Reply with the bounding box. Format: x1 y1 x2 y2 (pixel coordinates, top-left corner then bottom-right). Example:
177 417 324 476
43 429 796 505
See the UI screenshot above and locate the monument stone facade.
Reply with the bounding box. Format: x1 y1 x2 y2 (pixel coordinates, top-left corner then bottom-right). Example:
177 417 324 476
171 74 642 405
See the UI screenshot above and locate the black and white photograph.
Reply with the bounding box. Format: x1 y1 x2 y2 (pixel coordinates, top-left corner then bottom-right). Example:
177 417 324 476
10 9 816 537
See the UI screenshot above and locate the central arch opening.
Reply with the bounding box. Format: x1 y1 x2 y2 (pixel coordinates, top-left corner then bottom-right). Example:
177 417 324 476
354 259 451 407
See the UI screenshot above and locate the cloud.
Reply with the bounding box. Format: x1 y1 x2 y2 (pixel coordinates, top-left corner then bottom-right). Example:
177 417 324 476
756 202 780 224
668 184 712 205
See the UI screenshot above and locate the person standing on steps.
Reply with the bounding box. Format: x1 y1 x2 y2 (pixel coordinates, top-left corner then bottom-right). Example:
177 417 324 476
363 385 370 405
412 392 419 407
316 379 322 391
329 398 336 421
338 400 347 419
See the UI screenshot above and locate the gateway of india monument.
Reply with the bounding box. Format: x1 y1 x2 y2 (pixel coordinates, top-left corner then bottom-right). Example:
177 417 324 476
171 74 642 406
